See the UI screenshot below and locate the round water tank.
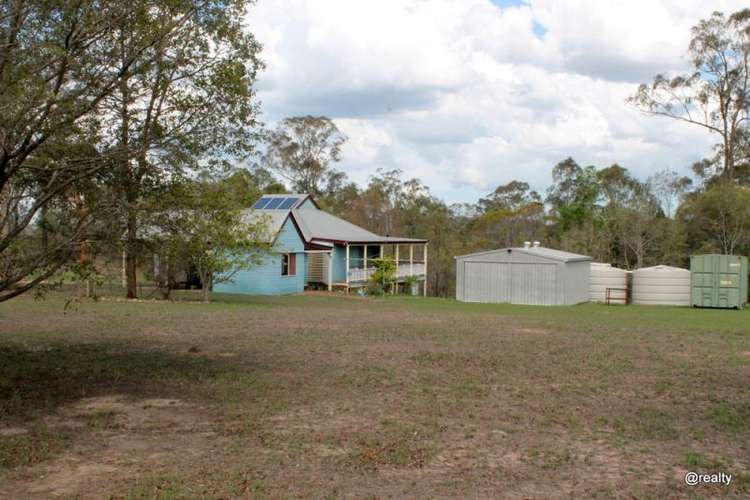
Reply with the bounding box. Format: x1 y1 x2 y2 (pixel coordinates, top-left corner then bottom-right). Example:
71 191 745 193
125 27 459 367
632 265 690 306
589 263 629 303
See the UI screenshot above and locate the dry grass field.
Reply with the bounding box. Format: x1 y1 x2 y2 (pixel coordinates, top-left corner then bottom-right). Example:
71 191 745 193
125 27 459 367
1 291 749 498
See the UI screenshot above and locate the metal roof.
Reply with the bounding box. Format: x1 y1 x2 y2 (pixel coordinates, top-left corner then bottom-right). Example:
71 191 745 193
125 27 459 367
292 209 426 244
240 210 290 243
252 193 318 210
293 209 377 242
456 246 591 263
518 246 591 262
244 194 427 245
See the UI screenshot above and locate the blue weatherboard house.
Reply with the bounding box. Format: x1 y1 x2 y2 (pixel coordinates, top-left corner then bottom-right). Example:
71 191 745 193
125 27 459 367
214 194 428 295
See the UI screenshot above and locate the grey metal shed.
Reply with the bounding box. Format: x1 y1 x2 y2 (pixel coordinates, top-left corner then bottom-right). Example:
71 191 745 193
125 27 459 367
455 244 591 305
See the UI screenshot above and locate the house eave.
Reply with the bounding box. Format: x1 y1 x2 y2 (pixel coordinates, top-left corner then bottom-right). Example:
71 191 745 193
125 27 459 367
308 237 428 245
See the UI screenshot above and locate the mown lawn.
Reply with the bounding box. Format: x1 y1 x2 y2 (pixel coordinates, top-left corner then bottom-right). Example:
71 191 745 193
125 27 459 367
0 292 748 499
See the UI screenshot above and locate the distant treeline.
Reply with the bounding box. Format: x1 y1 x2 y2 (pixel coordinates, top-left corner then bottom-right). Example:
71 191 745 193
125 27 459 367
2 4 749 301
249 154 750 298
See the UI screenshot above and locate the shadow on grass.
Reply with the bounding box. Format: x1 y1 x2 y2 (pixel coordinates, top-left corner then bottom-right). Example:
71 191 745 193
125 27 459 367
0 343 249 422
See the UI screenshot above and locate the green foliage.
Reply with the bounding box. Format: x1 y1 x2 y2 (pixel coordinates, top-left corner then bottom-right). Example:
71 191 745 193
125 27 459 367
150 177 271 302
263 116 347 195
679 185 750 255
365 281 385 296
402 275 419 287
546 158 601 231
5 5 750 306
647 169 693 218
629 8 750 183
0 0 264 302
477 180 541 213
710 401 749 433
101 0 263 298
368 258 397 295
471 180 545 249
318 153 738 296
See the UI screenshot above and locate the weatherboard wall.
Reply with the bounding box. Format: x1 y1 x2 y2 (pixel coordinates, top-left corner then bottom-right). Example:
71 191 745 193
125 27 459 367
215 217 306 295
329 245 369 283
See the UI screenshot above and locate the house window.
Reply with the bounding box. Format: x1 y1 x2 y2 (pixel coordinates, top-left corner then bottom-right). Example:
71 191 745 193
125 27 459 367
281 253 296 276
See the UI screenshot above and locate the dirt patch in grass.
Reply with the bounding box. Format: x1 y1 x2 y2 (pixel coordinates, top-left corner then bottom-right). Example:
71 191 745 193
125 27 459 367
0 427 27 437
1 292 749 498
0 395 227 499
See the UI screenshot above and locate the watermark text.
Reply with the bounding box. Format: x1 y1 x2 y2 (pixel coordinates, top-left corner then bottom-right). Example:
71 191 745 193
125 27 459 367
684 471 732 486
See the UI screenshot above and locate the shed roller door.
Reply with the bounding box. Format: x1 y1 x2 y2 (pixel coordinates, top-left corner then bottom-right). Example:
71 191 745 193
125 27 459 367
464 262 510 303
510 262 557 305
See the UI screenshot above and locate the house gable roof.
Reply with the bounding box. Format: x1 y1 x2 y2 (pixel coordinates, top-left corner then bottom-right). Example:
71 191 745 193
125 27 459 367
240 210 302 245
252 193 319 210
246 194 427 245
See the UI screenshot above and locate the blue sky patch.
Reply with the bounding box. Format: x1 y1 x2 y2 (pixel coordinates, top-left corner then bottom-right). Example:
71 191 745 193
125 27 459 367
490 0 546 39
532 19 547 38
489 0 527 7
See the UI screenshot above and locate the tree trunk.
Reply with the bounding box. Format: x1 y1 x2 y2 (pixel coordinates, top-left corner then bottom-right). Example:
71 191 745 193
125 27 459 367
120 35 136 299
125 213 138 298
724 135 734 184
74 192 90 298
201 272 210 303
40 203 48 252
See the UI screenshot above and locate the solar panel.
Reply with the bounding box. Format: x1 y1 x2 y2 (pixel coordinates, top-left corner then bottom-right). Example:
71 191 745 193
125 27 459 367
253 197 271 209
278 197 297 209
265 197 284 209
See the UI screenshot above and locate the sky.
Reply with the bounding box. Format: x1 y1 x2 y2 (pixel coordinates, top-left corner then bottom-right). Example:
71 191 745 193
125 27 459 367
247 0 745 204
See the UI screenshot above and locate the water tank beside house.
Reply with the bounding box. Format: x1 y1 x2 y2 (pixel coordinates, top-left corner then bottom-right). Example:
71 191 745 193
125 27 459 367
589 263 629 303
631 265 691 306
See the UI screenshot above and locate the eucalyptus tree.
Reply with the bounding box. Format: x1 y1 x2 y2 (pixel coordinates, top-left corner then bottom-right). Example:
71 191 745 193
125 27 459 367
647 169 693 218
98 0 264 298
472 181 544 249
149 177 270 303
629 9 750 183
607 182 665 268
477 180 542 214
263 116 347 196
0 0 206 301
679 186 750 255
545 157 601 232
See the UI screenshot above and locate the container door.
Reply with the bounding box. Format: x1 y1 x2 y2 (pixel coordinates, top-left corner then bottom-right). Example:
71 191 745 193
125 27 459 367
717 256 742 308
691 256 715 307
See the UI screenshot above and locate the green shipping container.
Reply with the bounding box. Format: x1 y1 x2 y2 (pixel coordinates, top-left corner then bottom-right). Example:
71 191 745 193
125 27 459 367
690 254 748 309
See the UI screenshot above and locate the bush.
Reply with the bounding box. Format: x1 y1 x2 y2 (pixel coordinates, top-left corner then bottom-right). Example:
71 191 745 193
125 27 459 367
368 258 396 295
366 281 384 296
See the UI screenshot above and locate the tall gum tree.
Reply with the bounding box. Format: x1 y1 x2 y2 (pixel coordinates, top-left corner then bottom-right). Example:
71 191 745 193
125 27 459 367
0 1 203 301
99 0 264 298
262 116 346 196
629 9 750 183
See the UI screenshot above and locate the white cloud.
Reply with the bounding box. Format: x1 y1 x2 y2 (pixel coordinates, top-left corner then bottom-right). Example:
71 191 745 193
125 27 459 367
248 0 745 203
